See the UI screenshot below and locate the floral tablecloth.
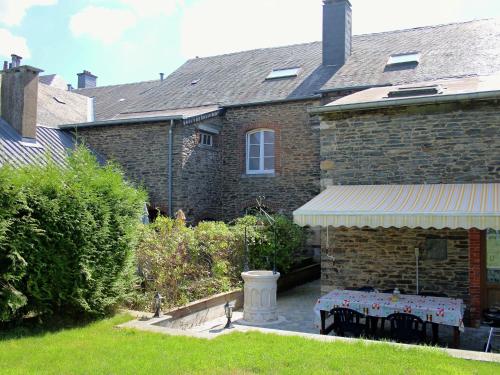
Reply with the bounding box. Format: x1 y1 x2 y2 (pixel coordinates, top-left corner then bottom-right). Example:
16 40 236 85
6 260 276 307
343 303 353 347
314 290 465 331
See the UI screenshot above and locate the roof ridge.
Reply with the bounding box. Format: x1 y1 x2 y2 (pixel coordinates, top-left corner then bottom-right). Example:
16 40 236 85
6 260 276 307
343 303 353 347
74 79 160 91
354 18 493 38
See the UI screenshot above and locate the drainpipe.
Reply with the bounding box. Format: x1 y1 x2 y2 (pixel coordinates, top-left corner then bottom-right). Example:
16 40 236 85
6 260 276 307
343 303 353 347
168 119 174 217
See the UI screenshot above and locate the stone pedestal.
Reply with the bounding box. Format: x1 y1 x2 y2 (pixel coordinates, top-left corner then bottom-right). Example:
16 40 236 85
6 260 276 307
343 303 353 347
241 270 280 324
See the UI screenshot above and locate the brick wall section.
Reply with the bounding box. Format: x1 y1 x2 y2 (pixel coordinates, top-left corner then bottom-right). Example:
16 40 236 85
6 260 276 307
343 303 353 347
172 120 223 222
220 100 321 219
322 227 471 317
77 122 170 210
320 101 500 186
468 228 482 327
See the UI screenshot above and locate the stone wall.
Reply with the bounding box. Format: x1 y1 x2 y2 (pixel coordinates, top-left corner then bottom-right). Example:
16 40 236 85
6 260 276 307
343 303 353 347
77 122 170 210
172 120 223 222
220 100 321 220
77 119 223 221
322 227 470 304
320 100 500 187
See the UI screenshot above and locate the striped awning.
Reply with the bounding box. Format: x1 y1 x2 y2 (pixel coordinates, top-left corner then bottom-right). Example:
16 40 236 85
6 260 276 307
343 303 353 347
293 183 500 229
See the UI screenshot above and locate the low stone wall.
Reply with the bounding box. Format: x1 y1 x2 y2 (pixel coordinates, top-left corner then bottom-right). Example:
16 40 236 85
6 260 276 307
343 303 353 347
321 227 470 307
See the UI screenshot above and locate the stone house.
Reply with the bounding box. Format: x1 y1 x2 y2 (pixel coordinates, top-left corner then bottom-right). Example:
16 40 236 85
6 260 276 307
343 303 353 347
2 0 500 327
58 1 500 226
294 76 500 326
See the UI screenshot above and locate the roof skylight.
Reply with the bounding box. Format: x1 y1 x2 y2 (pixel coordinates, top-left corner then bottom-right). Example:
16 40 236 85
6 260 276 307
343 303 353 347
266 67 300 80
387 52 421 66
387 85 442 98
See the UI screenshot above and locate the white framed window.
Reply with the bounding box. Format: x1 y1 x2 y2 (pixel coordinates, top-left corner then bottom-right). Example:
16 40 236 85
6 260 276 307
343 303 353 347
246 129 275 174
200 132 213 146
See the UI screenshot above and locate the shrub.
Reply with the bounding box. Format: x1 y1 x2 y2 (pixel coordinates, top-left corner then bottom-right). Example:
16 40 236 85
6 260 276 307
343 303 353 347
134 214 305 310
135 217 241 309
233 214 305 273
0 146 147 322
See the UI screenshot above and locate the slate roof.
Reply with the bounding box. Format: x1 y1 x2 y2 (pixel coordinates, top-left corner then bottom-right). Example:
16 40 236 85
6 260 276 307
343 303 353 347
75 80 162 121
322 19 500 91
37 83 90 127
0 82 90 167
0 118 76 167
75 19 500 121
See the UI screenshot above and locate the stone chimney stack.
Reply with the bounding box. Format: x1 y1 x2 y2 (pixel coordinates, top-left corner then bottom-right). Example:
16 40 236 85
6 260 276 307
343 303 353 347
77 70 97 89
1 63 43 140
322 0 352 67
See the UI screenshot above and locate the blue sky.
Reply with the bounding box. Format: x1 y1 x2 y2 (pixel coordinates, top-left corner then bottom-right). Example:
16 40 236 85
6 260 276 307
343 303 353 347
1 0 499 87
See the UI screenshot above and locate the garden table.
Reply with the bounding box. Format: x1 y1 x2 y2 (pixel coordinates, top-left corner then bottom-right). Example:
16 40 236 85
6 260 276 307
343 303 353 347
315 289 465 348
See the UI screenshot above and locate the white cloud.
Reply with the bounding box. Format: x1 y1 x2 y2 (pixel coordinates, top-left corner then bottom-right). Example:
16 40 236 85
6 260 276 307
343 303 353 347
69 6 137 44
180 0 488 58
0 0 57 26
0 28 30 58
180 0 322 58
119 0 183 18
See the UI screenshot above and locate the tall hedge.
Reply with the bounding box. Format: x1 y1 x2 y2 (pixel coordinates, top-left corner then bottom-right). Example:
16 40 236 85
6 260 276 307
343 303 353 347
0 147 146 322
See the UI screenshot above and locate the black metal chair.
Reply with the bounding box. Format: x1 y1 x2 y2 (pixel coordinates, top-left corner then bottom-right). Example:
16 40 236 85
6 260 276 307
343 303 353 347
387 313 426 344
419 292 448 344
419 292 448 298
330 307 369 338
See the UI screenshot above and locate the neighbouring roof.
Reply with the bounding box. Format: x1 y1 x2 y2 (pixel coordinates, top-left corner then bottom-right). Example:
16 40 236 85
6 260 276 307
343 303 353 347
75 19 500 121
315 75 500 113
74 80 163 121
37 83 91 127
0 118 76 167
39 74 68 91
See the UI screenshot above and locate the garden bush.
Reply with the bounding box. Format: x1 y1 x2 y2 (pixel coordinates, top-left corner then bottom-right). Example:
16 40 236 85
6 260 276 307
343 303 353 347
134 213 305 310
135 216 240 309
0 146 146 322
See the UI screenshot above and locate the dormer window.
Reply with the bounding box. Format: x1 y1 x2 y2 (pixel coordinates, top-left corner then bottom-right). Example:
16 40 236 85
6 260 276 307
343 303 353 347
266 67 300 80
387 52 421 66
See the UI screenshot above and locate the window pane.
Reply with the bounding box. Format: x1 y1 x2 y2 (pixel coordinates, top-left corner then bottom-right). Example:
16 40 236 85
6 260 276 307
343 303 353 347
248 158 260 171
264 131 274 143
249 145 260 158
487 229 500 284
264 143 274 157
249 132 260 145
264 157 274 170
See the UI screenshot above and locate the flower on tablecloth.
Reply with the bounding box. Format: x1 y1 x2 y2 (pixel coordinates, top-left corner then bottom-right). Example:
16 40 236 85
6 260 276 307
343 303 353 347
342 299 350 307
372 303 380 310
403 305 412 313
436 308 445 317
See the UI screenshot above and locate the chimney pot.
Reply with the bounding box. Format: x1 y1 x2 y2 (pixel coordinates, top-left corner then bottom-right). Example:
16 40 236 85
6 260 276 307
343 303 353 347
11 54 22 68
322 0 352 67
2 61 7 71
77 70 97 88
160 72 164 81
67 84 73 91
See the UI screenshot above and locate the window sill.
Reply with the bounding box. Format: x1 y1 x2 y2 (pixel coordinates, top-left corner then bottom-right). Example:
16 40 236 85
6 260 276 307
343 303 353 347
241 173 277 178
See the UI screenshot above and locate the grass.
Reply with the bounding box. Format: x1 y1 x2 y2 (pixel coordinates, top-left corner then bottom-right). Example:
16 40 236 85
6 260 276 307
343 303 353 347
0 314 498 375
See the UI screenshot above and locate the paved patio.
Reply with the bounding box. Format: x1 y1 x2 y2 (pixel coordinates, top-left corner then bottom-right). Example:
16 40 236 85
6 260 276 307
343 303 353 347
190 280 493 352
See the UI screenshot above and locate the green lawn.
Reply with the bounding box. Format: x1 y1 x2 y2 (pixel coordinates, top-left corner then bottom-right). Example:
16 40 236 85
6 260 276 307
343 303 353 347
0 314 497 375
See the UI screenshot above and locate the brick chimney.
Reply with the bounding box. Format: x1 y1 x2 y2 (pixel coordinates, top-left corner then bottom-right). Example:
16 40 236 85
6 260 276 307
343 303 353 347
322 0 352 67
77 70 97 89
1 61 43 140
